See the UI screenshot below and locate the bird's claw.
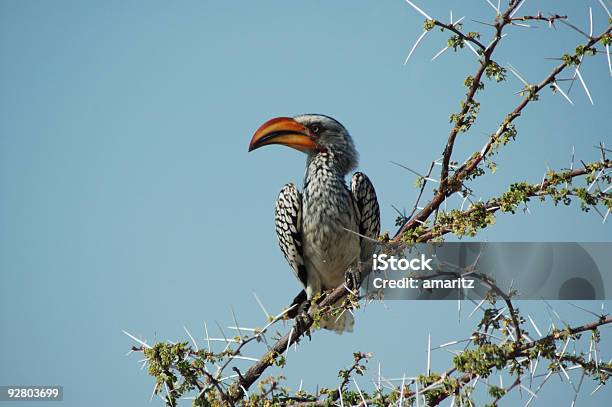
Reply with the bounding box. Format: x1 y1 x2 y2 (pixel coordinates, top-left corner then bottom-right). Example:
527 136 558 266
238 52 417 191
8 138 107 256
295 309 312 339
345 266 362 292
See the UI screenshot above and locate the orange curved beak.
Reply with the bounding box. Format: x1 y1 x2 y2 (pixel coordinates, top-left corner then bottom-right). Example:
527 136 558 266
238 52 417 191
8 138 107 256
248 117 317 153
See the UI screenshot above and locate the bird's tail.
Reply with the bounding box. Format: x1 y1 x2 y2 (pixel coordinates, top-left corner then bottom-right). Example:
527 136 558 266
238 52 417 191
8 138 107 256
316 301 354 334
320 311 354 334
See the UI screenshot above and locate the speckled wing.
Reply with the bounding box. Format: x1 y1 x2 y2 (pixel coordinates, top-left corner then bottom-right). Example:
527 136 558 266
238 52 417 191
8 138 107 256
275 183 307 287
351 172 380 261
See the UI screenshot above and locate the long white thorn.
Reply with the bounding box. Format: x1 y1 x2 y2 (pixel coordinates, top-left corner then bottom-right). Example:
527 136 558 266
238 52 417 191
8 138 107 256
485 33 507 51
352 377 368 406
559 363 571 382
427 334 431 375
575 68 594 105
532 352 541 380
183 326 199 352
150 382 159 402
214 321 229 345
252 292 271 320
553 82 575 105
240 385 249 401
599 0 612 19
510 0 526 18
587 169 604 191
590 383 603 395
405 31 429 64
492 307 507 321
520 384 538 399
559 337 571 360
559 19 590 39
204 322 212 351
606 44 611 77
572 372 586 406
453 16 465 27
432 46 450 61
285 327 294 358
528 315 543 338
207 337 239 343
218 374 239 382
465 41 481 58
230 355 260 362
227 326 256 332
485 0 500 14
405 0 433 20
457 290 462 323
122 330 152 349
507 63 529 86
433 338 470 350
255 304 296 337
164 383 173 407
569 302 600 318
230 306 243 339
525 371 552 407
334 307 348 323
589 7 593 37
469 297 487 318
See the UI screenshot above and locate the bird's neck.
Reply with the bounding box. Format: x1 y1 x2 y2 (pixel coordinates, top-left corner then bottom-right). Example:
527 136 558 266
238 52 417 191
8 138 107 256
303 152 351 202
306 150 356 179
305 152 347 181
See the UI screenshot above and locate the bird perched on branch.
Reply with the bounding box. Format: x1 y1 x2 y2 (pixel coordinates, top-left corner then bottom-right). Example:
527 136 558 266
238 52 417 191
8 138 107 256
248 114 380 333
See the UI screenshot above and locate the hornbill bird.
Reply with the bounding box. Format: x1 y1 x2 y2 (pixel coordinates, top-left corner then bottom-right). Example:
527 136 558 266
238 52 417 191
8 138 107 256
248 114 380 333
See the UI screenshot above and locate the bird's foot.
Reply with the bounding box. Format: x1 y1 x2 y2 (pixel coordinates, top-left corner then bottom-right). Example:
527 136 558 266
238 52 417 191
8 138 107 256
295 306 312 340
345 265 362 292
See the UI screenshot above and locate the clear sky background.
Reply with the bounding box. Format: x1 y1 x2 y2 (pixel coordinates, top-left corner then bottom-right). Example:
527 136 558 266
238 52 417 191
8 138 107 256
0 1 610 406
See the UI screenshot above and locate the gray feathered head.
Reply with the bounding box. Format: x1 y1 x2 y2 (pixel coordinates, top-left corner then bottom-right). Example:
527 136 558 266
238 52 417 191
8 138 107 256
249 114 358 174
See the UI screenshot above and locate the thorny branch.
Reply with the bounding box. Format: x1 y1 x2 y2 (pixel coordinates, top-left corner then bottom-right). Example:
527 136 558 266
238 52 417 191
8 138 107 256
416 161 612 242
127 1 612 406
510 13 567 25
395 12 611 238
428 314 612 406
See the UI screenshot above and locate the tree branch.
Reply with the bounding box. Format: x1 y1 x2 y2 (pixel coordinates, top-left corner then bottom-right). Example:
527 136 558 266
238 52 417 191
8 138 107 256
416 160 611 241
395 23 612 240
428 315 612 405
127 4 612 406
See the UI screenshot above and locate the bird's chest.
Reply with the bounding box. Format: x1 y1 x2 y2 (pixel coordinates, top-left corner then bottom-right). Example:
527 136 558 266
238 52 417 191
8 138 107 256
301 172 360 287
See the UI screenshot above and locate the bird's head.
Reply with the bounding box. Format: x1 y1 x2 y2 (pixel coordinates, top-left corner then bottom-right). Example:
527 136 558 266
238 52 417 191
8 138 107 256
248 114 358 173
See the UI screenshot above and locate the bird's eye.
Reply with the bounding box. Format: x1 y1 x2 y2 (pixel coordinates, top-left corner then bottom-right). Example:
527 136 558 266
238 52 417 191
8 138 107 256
311 124 321 134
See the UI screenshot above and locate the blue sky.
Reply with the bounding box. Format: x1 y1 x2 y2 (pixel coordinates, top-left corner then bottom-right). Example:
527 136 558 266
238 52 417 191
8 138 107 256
0 1 610 406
